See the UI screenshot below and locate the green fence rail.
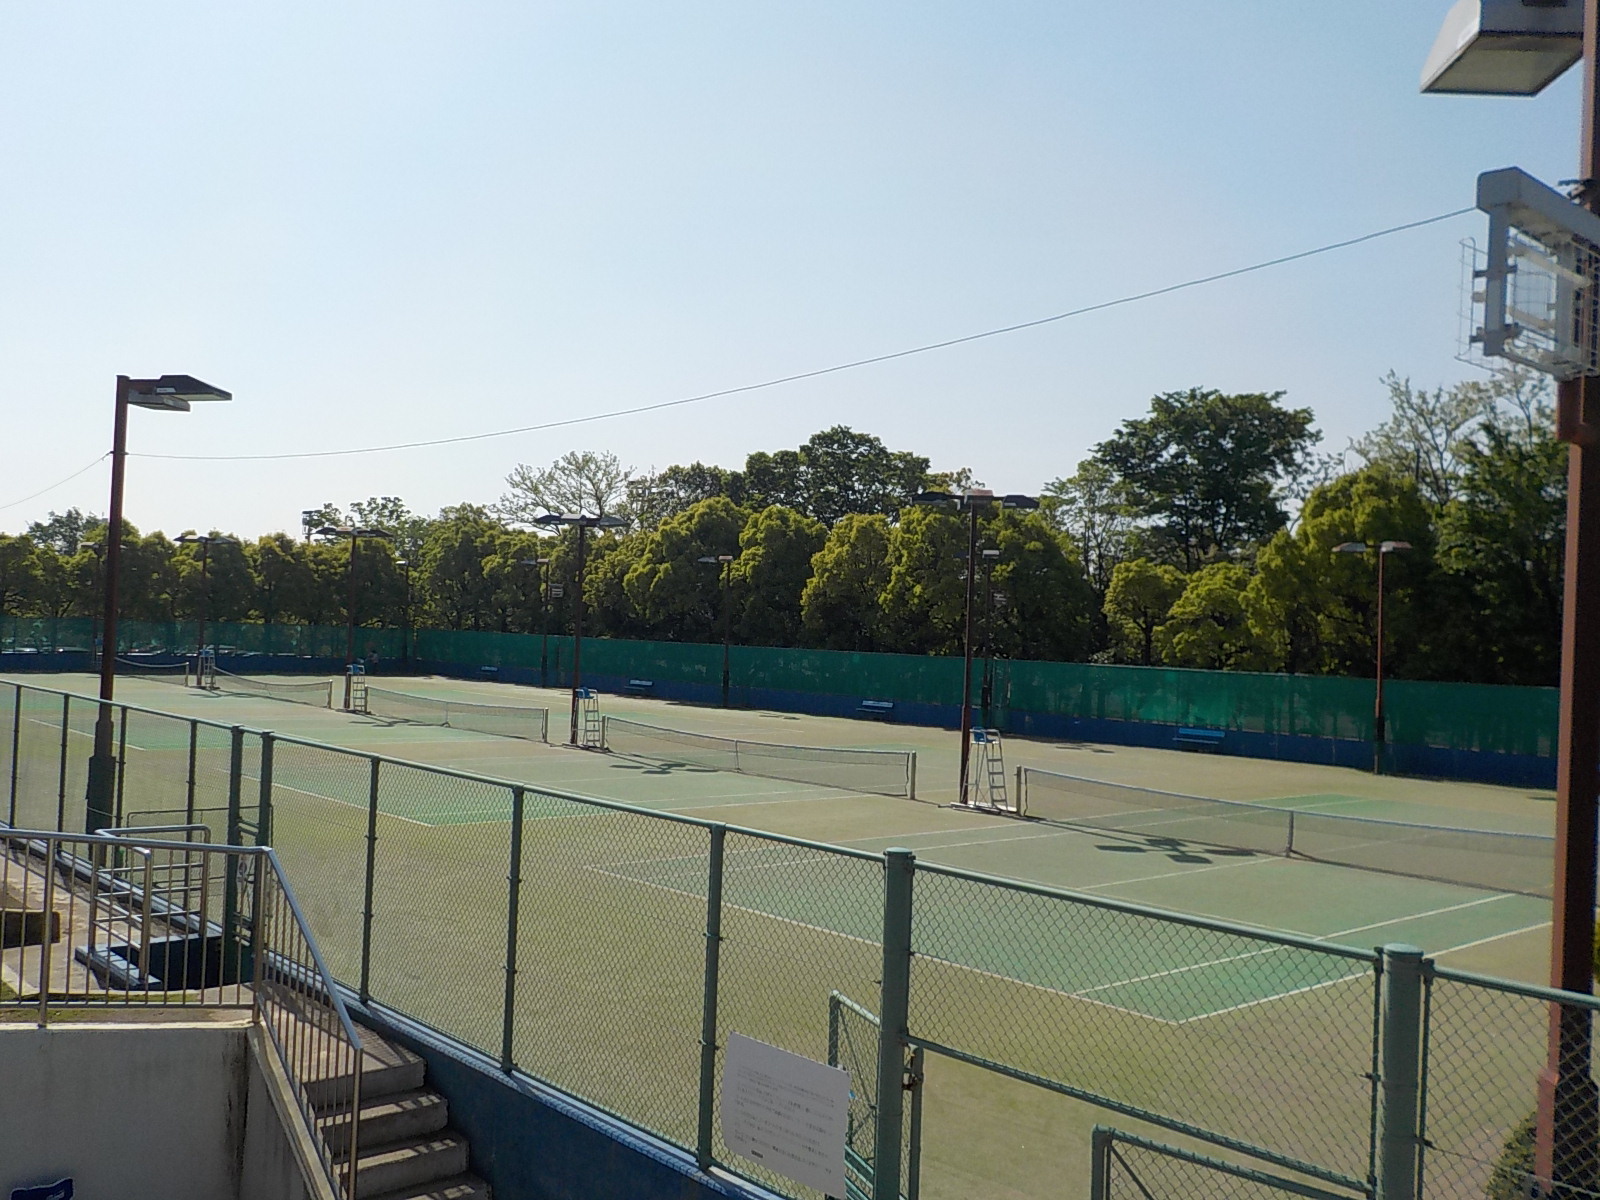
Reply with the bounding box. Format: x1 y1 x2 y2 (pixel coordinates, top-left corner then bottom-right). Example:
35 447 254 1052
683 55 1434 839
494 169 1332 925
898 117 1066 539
2 616 1558 761
2 679 1592 1200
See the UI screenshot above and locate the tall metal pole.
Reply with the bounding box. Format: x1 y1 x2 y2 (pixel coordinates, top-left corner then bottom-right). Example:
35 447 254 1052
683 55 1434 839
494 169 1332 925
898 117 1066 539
569 523 587 745
86 377 131 835
1374 545 1387 776
195 538 211 668
720 561 732 709
1539 5 1600 1189
402 558 412 670
981 554 996 729
957 505 978 807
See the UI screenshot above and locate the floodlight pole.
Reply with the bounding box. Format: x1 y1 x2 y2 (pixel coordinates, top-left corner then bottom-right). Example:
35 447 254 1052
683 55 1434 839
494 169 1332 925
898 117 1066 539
572 522 587 743
397 558 412 670
540 559 550 689
980 549 999 729
698 554 736 707
960 505 979 803
177 535 235 672
1541 6 1600 1187
87 378 134 836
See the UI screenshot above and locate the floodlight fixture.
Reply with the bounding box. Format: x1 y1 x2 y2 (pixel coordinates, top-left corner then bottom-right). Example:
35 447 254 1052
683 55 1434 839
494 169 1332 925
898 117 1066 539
88 372 231 839
1421 0 1582 95
697 554 735 564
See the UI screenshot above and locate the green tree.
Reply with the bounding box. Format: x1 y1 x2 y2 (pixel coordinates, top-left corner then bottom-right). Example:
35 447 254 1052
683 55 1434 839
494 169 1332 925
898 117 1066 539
1094 389 1318 569
878 505 967 654
498 450 632 525
985 511 1096 662
1435 410 1567 685
0 535 40 616
732 506 827 647
247 535 321 625
174 534 254 625
1157 562 1270 670
801 514 892 651
1042 459 1143 599
417 505 501 630
1102 559 1186 665
625 463 746 532
348 497 432 561
24 508 97 555
621 497 747 640
746 427 929 524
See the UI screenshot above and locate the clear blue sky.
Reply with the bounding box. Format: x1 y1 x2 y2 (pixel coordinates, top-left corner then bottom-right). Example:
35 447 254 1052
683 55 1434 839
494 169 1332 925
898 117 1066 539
0 2 1582 538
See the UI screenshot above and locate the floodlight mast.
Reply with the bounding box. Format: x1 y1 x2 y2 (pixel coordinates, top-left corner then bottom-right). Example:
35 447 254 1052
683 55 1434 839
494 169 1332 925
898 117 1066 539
316 526 394 708
533 512 626 743
912 489 1037 806
698 554 737 707
518 557 553 687
86 375 230 838
1424 4 1600 1193
176 534 238 671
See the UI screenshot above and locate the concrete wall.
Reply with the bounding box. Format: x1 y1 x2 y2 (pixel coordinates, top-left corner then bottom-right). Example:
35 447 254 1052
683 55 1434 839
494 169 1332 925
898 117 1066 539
0 1023 248 1200
0 1020 327 1200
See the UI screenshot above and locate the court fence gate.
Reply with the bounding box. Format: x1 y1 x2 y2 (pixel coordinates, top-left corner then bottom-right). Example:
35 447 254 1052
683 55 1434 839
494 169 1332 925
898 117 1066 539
0 678 1595 1200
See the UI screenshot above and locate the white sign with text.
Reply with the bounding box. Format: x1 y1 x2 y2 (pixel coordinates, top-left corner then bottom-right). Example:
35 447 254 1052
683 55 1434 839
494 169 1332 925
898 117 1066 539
721 1032 852 1197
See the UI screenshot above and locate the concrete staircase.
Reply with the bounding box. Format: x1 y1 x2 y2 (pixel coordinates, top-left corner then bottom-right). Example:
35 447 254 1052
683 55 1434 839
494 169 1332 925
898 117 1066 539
316 1026 490 1200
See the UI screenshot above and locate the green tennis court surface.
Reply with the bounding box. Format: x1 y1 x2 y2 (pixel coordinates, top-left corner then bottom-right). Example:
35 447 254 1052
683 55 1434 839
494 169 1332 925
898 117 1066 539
12 670 1559 998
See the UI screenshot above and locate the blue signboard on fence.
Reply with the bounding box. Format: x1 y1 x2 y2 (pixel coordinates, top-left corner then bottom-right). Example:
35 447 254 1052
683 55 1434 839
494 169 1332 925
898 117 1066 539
12 1181 72 1200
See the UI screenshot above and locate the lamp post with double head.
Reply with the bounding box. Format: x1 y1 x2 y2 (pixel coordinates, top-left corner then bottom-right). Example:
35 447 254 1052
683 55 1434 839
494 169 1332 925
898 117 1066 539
175 534 238 677
532 512 626 742
86 375 231 837
697 554 736 707
1333 541 1411 775
315 526 393 708
911 489 1038 805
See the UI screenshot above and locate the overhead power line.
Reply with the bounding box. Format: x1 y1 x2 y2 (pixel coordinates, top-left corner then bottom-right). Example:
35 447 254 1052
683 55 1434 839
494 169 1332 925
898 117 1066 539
131 206 1475 465
0 454 109 513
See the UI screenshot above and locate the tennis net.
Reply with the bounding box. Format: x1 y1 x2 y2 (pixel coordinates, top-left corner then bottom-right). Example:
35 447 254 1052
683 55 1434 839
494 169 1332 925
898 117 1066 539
1016 766 1553 897
362 686 548 742
213 667 333 708
602 716 916 798
114 657 191 687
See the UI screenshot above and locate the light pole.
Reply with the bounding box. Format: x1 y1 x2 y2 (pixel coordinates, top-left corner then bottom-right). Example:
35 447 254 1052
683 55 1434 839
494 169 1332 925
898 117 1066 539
396 558 413 670
532 512 626 743
175 534 237 676
979 547 1000 728
315 526 393 708
912 489 1038 805
1333 541 1411 775
1422 9 1599 1191
86 375 231 837
697 554 736 707
519 557 552 687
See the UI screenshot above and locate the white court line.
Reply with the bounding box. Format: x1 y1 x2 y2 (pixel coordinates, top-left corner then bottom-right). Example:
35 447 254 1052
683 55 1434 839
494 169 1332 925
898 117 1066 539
31 717 149 754
267 779 432 827
1427 919 1552 959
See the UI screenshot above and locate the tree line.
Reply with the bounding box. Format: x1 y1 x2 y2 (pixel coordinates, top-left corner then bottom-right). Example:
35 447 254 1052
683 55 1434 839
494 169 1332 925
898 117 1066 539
0 370 1566 687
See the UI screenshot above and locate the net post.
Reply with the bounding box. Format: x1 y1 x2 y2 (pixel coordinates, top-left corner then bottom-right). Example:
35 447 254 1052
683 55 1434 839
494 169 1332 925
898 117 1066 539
874 847 914 1200
7 683 19 827
1015 766 1024 815
907 753 916 801
360 756 380 1004
1377 943 1425 1200
257 732 275 847
696 822 726 1171
500 785 526 1073
1286 808 1296 858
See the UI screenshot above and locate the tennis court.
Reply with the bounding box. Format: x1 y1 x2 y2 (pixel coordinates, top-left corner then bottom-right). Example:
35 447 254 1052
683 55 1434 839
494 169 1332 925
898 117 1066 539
0 671 1565 1198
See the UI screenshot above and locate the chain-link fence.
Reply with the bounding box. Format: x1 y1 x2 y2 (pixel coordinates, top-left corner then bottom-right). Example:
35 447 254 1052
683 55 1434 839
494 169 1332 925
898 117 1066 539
7 677 1600 1200
1091 1128 1365 1200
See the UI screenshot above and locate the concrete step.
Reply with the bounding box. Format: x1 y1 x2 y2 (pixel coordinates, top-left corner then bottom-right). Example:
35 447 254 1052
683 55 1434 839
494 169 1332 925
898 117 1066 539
352 1132 471 1199
363 1175 491 1200
321 1088 448 1156
306 1028 427 1110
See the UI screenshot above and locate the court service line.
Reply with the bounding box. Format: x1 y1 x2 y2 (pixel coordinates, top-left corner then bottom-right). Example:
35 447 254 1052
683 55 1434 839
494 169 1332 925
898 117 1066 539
1429 919 1553 959
266 779 432 827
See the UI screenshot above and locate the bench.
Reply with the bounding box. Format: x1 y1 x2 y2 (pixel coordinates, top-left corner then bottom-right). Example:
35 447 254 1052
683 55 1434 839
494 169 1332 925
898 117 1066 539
625 678 655 695
857 699 895 721
1175 726 1225 752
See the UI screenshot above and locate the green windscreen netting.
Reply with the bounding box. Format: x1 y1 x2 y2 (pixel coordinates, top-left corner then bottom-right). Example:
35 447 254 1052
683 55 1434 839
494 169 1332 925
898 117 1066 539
2 618 1557 759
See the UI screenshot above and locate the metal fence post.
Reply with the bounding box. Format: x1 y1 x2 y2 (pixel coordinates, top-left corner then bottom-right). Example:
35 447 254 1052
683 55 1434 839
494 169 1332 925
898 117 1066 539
185 721 198 827
56 694 69 831
1090 1126 1113 1200
8 683 20 826
500 785 526 1073
257 733 275 847
360 756 380 1003
697 823 727 1170
1377 943 1425 1200
874 848 915 1200
222 726 245 977
114 705 128 827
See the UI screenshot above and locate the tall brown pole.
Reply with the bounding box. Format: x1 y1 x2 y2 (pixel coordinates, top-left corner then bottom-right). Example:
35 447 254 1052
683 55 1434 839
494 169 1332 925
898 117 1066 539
195 539 211 670
957 504 978 806
86 377 131 834
342 535 358 709
720 562 732 709
1538 4 1600 1189
1373 546 1387 776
